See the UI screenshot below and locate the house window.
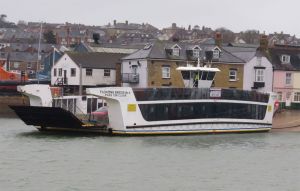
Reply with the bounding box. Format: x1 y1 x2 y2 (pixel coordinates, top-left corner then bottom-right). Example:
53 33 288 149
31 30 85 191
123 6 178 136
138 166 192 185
281 55 290 64
213 50 220 59
172 46 180 56
71 68 76 77
277 92 282 101
162 66 170 79
86 68 93 76
255 69 264 82
294 92 300 102
104 69 110 77
58 68 62 77
193 47 200 58
131 65 138 74
13 62 20 68
286 73 292 85
54 68 57 77
229 69 237 81
27 62 32 69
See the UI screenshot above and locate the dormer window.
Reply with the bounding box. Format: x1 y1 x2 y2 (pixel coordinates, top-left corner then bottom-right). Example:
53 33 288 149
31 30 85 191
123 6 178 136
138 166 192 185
212 47 221 59
172 44 181 56
281 55 290 64
193 46 201 58
213 50 219 59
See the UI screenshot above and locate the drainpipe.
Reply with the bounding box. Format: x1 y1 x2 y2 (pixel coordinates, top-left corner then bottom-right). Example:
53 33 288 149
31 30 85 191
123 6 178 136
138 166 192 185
79 64 82 96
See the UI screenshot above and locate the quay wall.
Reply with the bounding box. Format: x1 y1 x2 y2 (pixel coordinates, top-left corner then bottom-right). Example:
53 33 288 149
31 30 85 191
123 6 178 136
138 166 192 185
0 95 29 117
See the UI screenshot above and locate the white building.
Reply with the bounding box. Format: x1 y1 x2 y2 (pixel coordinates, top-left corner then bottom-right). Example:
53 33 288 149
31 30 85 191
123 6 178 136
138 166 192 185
51 52 126 92
224 46 273 92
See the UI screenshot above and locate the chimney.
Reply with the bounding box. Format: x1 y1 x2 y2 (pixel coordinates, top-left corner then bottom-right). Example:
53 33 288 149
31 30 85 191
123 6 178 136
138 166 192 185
172 23 177 29
188 25 191 31
125 20 128 25
215 32 222 47
92 33 100 44
259 34 268 51
113 20 116 26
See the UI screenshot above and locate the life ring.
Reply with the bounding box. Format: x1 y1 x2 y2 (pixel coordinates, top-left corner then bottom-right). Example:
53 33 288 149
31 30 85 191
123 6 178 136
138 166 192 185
9 74 15 80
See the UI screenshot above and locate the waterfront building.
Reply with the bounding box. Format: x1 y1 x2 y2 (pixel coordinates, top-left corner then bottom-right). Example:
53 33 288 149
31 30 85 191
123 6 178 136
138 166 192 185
269 44 300 108
120 40 245 89
51 52 127 93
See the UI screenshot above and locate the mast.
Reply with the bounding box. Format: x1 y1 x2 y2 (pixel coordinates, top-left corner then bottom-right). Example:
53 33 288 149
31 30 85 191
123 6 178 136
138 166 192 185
36 22 43 84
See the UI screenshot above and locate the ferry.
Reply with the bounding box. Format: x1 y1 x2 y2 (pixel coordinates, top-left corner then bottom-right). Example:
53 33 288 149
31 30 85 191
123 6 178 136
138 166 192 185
10 65 277 135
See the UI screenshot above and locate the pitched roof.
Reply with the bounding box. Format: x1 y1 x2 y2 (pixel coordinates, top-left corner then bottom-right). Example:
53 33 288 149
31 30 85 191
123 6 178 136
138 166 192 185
269 47 300 71
122 41 244 63
223 46 257 62
66 52 128 69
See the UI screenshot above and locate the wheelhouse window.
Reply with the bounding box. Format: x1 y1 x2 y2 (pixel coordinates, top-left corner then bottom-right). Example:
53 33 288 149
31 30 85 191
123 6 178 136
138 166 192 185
286 73 292 85
162 66 170 79
104 69 110 77
294 92 300 102
281 55 290 64
58 68 62 77
54 68 57 77
255 69 264 82
86 68 93 76
229 69 237 81
71 68 76 77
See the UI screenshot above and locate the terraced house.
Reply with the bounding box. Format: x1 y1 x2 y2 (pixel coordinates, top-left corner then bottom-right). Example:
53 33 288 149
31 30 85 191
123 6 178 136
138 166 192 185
269 44 300 108
121 40 248 89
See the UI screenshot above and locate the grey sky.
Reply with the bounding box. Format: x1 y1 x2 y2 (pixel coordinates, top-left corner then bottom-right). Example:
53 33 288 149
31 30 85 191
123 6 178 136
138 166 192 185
2 0 300 36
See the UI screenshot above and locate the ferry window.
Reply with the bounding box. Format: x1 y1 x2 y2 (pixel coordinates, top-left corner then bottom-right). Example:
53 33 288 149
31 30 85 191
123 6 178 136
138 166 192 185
207 72 215 80
181 71 190 80
54 68 57 77
139 102 267 121
285 73 292 85
255 69 264 82
162 66 170 79
104 69 111 77
86 68 93 76
58 68 62 76
229 69 237 81
71 68 76 77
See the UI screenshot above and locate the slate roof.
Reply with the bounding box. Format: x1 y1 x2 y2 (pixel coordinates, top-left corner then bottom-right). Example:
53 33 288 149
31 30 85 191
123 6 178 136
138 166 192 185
66 52 128 69
0 51 38 62
223 46 257 62
268 47 300 71
122 41 245 63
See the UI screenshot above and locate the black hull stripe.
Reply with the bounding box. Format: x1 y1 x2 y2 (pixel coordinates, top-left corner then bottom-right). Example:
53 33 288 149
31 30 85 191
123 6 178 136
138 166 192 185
126 121 272 129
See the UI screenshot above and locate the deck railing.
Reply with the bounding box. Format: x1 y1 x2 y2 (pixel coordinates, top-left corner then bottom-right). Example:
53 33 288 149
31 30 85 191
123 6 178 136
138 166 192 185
122 73 139 83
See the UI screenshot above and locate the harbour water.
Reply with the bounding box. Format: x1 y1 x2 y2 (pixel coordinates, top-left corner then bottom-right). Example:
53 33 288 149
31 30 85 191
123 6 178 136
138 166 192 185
1 116 300 191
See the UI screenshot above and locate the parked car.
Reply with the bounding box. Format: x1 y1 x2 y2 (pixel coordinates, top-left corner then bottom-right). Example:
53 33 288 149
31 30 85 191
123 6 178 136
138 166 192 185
90 106 109 125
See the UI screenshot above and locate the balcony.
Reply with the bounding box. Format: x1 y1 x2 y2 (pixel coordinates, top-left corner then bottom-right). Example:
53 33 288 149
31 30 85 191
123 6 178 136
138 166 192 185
122 73 139 83
252 82 265 89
